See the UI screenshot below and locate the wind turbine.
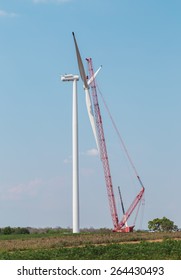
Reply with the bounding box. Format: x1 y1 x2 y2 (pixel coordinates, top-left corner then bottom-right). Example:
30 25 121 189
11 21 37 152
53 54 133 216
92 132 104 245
61 33 101 234
61 74 80 233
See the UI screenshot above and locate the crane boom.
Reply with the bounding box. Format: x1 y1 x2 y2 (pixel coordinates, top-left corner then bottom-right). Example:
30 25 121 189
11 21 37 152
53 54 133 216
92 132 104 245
118 186 125 215
118 187 145 229
86 58 119 230
87 58 145 232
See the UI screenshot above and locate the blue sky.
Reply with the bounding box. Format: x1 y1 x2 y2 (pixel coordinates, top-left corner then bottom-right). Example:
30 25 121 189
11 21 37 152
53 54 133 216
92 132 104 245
0 0 181 230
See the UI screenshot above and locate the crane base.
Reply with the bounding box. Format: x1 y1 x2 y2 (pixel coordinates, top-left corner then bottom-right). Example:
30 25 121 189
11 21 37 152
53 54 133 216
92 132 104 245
113 226 134 233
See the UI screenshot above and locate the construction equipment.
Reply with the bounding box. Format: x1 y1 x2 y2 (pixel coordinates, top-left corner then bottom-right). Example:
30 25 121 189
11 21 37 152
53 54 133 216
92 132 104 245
86 57 145 232
72 33 145 232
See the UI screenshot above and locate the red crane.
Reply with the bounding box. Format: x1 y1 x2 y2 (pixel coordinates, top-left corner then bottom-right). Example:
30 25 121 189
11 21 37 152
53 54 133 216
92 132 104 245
86 57 145 232
72 32 145 232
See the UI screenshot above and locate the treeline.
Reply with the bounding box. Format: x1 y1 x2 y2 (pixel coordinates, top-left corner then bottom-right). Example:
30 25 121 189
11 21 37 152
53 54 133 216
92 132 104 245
0 226 30 235
0 226 112 235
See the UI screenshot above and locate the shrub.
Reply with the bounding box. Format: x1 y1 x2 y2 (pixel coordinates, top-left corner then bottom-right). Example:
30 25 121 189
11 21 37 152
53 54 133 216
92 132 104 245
2 226 14 235
14 227 30 234
1 227 30 235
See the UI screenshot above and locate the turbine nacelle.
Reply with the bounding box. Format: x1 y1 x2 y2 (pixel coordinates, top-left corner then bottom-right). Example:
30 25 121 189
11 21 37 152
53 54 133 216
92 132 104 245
61 74 79 82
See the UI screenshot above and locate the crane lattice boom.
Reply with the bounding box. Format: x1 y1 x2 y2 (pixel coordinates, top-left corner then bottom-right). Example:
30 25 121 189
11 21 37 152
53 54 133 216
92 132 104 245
86 58 119 230
87 58 145 232
118 187 145 230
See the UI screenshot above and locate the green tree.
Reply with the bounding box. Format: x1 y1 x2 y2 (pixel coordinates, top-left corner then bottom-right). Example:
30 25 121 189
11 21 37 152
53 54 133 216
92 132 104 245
14 227 30 234
2 226 14 235
148 217 178 232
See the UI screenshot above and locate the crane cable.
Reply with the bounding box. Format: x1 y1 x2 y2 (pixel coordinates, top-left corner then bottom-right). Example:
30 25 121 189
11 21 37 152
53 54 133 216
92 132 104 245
139 192 145 229
133 191 145 227
96 83 141 183
95 82 146 225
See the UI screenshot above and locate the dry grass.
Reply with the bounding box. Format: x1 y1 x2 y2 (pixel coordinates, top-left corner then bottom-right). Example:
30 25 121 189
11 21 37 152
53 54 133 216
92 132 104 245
0 231 181 252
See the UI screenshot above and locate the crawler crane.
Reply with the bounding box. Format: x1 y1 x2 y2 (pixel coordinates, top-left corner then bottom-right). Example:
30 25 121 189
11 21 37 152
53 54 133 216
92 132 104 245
72 33 145 232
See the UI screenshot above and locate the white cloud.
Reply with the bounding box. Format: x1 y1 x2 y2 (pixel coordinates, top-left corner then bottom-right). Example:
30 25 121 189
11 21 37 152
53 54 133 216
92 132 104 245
0 10 17 17
64 148 99 163
1 179 44 201
63 155 72 164
85 148 99 157
0 176 65 202
81 167 95 177
33 0 71 3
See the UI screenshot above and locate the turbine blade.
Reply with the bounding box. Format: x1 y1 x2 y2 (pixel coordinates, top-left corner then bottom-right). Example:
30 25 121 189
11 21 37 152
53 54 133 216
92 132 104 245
72 32 99 152
87 66 102 86
85 88 100 153
72 32 88 88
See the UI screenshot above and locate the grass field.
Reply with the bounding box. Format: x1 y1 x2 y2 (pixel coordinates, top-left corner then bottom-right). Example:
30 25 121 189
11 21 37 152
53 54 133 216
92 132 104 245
0 231 181 260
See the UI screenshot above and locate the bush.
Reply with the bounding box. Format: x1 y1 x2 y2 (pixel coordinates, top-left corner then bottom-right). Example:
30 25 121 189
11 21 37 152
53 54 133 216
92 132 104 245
14 227 30 234
1 227 30 235
2 226 14 235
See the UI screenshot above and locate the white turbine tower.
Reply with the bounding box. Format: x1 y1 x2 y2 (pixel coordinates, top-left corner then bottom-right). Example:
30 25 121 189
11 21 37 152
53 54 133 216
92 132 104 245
61 33 101 234
61 74 80 233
